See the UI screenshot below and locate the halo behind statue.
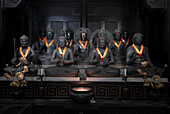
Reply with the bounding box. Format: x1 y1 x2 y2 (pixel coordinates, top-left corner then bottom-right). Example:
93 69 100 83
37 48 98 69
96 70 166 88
90 29 114 49
75 27 91 43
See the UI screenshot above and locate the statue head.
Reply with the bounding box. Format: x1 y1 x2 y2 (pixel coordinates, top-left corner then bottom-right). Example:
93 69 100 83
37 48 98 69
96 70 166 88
80 28 88 41
46 28 54 39
60 30 65 36
40 27 46 38
65 28 74 41
20 35 29 47
80 32 87 41
132 33 143 45
114 29 121 41
58 36 67 48
123 31 129 39
98 31 107 48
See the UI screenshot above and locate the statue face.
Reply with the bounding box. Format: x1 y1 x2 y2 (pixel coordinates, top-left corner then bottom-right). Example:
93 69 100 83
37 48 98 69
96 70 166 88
99 38 106 48
115 32 121 40
41 32 46 38
66 32 73 40
47 31 54 39
59 39 66 48
20 39 28 47
135 35 143 45
81 32 87 41
123 32 128 39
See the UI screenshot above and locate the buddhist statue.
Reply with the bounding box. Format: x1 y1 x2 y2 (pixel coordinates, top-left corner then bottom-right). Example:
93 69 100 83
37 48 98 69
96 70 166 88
65 28 75 50
32 28 46 55
122 31 130 46
45 35 78 77
38 28 56 64
4 35 37 74
86 30 120 77
74 28 91 63
111 29 126 64
126 33 161 76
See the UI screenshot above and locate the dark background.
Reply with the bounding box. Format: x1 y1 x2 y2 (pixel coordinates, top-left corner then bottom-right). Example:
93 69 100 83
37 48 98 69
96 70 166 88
0 0 169 76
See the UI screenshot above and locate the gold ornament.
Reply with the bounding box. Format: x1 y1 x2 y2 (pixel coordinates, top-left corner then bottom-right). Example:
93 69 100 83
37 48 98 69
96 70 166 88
4 73 12 79
19 57 26 62
152 75 161 84
15 72 24 80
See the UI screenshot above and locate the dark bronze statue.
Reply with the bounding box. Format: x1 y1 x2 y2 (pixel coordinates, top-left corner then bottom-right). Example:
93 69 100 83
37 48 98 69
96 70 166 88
86 31 120 77
74 28 91 63
4 35 37 74
51 36 74 66
126 33 161 75
111 29 126 64
32 28 46 55
45 36 78 77
122 31 130 46
38 28 56 64
65 28 75 50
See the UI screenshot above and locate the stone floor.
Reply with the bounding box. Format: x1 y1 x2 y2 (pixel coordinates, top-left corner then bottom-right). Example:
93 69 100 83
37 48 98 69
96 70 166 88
0 99 169 114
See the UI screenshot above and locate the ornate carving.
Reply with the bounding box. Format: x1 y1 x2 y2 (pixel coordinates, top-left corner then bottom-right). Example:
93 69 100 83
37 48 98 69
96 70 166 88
133 86 144 97
108 86 119 96
0 86 8 96
96 86 107 96
57 85 69 96
45 85 57 96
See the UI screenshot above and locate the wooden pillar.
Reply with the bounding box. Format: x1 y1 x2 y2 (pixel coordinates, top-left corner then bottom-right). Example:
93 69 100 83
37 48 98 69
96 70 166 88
168 0 170 78
28 7 33 44
0 8 6 75
0 9 5 52
80 0 88 28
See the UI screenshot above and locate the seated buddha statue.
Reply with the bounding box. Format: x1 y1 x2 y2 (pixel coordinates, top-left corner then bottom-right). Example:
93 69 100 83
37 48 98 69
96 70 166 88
86 31 120 77
45 36 78 77
4 35 38 74
38 28 56 64
111 29 126 65
122 31 130 46
65 28 75 50
32 28 46 55
126 33 161 76
74 28 91 63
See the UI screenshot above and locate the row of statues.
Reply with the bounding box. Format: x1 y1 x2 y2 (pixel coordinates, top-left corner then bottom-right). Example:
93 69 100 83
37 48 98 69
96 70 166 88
4 27 161 77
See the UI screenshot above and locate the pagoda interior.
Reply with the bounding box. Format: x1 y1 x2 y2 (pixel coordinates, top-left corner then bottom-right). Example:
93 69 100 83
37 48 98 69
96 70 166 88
0 0 169 114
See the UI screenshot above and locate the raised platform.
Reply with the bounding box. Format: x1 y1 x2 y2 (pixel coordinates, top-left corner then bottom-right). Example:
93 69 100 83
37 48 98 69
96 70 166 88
0 64 169 99
0 76 169 99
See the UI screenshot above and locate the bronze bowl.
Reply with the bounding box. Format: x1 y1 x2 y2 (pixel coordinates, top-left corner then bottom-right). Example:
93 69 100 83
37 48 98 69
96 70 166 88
70 87 93 103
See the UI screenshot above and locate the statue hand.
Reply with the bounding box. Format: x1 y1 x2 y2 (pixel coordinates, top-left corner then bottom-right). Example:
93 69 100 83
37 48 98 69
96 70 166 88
60 59 64 63
141 61 148 67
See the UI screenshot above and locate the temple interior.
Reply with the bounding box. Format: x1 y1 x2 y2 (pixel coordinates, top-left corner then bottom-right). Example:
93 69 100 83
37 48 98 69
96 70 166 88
0 0 169 114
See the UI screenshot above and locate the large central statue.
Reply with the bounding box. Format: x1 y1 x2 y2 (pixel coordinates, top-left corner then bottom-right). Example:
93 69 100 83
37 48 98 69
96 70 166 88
45 35 78 77
86 30 120 77
111 29 126 65
126 33 161 75
74 28 91 63
38 28 56 64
